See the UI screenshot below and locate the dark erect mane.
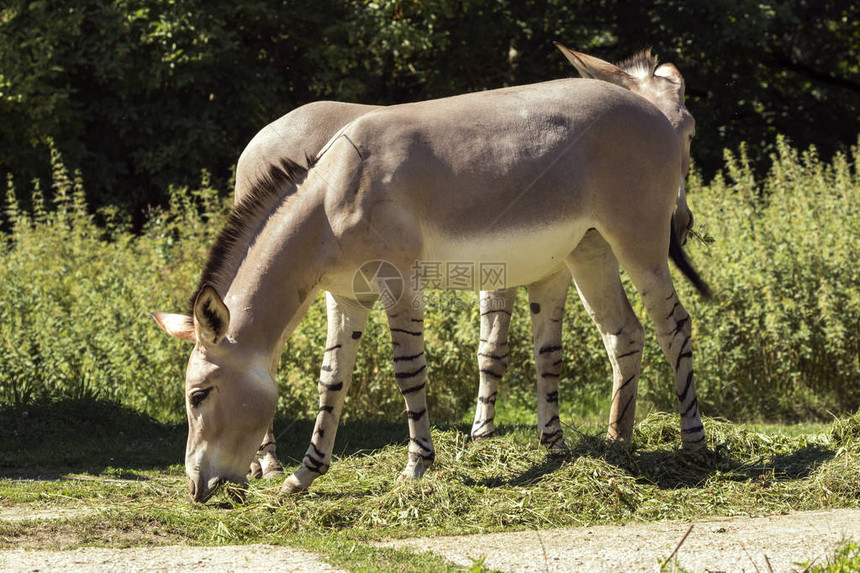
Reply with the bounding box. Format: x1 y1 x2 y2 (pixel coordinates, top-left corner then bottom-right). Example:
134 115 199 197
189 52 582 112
617 49 660 78
188 156 312 314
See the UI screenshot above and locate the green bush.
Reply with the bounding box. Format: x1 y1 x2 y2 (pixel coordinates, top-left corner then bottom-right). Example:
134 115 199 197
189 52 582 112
0 137 857 424
674 136 860 421
0 142 221 420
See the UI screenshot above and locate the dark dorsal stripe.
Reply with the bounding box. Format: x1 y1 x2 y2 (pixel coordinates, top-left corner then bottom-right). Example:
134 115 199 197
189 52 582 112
188 156 312 314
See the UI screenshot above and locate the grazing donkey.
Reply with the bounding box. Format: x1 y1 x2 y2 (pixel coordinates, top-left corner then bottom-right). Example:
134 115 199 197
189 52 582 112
232 100 377 480
235 45 708 481
153 45 706 501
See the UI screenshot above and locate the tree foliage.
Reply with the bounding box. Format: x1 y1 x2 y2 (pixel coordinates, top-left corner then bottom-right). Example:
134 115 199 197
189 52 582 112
0 0 857 216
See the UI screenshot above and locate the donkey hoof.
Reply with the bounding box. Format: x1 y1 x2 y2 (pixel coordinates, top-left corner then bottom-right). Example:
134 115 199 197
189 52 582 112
397 459 429 483
681 436 707 451
395 471 423 486
280 474 309 495
470 430 496 442
262 467 285 480
605 429 634 444
547 439 570 457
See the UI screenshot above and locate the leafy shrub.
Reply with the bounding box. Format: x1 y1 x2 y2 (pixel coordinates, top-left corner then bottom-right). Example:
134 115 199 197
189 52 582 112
0 137 857 424
673 136 860 421
0 142 222 420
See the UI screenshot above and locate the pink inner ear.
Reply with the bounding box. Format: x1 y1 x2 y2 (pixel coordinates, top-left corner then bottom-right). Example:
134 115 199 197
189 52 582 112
151 312 196 343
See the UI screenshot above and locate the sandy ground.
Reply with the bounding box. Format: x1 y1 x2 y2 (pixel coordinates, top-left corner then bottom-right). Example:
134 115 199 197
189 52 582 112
1 508 857 572
0 544 346 573
0 507 99 522
380 508 860 572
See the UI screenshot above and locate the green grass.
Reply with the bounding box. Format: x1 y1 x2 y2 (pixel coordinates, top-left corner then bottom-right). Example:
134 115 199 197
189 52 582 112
0 397 184 479
800 541 860 572
1 399 858 572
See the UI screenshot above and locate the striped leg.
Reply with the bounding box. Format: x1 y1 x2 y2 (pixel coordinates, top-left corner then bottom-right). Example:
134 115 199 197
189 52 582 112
471 288 517 441
528 270 571 454
387 298 435 480
567 232 644 442
249 420 284 479
281 293 369 493
624 263 705 447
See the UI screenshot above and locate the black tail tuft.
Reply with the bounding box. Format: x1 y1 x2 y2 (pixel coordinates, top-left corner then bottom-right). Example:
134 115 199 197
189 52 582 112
669 226 712 299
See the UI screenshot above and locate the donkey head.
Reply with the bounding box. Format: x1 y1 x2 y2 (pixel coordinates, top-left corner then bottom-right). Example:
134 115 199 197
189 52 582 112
151 285 277 503
555 43 696 244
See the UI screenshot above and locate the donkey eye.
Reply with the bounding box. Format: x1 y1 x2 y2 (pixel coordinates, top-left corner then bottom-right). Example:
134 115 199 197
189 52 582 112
190 388 211 407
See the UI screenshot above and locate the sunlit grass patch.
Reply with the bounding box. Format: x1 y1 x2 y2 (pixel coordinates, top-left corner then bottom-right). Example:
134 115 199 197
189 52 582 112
1 403 858 570
211 410 860 540
799 541 860 572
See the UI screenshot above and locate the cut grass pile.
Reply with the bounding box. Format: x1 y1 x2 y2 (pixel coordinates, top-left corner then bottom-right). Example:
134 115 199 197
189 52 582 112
2 399 858 544
253 412 860 537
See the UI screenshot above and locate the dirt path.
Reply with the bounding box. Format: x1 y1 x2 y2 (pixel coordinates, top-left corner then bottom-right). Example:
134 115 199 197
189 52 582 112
0 544 345 572
381 508 860 572
1 509 858 571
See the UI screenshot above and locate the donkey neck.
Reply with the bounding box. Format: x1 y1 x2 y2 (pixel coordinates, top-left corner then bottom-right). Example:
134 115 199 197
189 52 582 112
221 192 329 368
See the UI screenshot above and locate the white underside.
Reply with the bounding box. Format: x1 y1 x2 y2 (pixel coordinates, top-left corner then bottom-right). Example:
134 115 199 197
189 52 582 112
323 220 591 298
418 221 588 290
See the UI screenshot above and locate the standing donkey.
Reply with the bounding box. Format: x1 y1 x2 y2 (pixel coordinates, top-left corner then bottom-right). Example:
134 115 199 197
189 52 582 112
233 45 708 482
153 45 706 501
472 44 708 452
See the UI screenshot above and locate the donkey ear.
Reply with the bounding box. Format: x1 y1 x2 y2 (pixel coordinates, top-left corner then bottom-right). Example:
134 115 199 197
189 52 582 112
655 63 685 96
150 312 196 343
554 42 634 89
193 285 231 346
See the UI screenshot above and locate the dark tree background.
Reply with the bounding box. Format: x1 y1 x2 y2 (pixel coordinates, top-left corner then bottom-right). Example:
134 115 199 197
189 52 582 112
1 0 857 219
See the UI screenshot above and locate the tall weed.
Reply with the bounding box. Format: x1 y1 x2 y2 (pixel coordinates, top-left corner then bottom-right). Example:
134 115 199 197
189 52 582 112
662 136 860 420
0 143 223 419
0 137 857 424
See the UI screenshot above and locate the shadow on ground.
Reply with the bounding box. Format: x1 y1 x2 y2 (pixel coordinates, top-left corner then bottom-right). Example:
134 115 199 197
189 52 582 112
0 398 467 480
0 398 185 479
466 427 838 491
2 399 842 493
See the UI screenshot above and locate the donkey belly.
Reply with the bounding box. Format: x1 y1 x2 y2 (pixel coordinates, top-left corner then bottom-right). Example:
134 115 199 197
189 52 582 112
420 221 589 289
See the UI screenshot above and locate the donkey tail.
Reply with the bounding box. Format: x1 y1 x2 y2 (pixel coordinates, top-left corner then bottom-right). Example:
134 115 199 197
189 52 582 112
669 226 711 299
